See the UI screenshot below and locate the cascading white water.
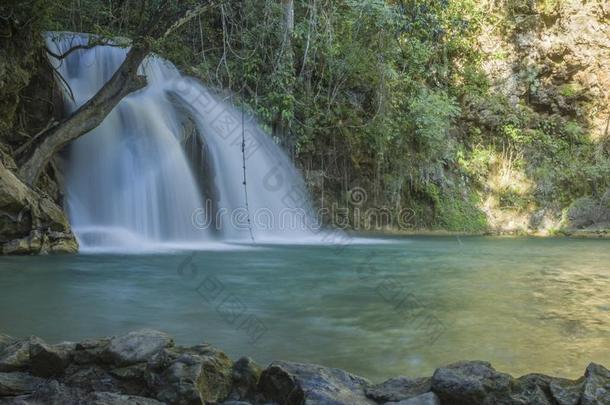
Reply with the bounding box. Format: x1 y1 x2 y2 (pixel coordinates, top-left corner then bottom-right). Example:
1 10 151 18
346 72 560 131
46 33 319 252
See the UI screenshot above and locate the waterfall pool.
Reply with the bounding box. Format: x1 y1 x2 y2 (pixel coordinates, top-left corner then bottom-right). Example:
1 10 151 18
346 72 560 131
0 236 608 382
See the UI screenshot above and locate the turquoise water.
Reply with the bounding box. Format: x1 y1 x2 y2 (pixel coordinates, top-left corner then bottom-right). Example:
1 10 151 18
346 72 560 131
0 236 608 381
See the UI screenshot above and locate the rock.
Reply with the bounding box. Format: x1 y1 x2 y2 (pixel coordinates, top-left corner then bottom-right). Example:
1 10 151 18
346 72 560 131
365 376 431 402
73 337 111 364
0 338 35 372
102 330 173 367
0 159 77 255
0 372 42 396
109 363 149 396
0 329 606 405
550 377 584 405
563 195 610 232
221 402 253 405
0 336 13 351
581 363 610 405
431 361 512 405
28 379 86 403
110 363 148 381
259 361 375 405
386 392 440 405
88 391 164 405
29 340 70 377
229 357 261 401
64 364 120 392
511 373 556 405
26 380 162 404
149 345 233 405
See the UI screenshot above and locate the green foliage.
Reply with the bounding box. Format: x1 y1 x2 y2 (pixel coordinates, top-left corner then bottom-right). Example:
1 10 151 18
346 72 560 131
558 82 583 98
408 88 460 161
4 0 608 233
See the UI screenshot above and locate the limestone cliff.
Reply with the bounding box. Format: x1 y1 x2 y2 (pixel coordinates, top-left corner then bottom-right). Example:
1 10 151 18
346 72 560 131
474 0 610 235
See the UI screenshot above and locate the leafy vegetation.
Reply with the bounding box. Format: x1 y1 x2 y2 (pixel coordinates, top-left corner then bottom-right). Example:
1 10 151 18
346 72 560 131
1 0 609 232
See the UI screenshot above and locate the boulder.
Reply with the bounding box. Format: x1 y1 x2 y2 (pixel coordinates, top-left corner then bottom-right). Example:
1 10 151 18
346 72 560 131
258 361 375 405
385 392 440 405
550 377 584 405
148 345 233 404
29 340 70 377
229 357 261 401
0 338 36 372
431 361 512 405
0 372 42 397
365 376 431 402
64 364 120 393
581 363 610 405
26 380 163 404
73 337 111 364
510 373 557 405
102 330 174 367
0 336 13 351
108 363 150 396
0 159 77 255
220 402 253 405
88 391 164 405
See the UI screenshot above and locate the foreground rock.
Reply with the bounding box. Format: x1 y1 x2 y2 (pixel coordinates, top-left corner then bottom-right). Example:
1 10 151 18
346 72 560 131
0 154 77 255
258 361 375 404
0 330 607 405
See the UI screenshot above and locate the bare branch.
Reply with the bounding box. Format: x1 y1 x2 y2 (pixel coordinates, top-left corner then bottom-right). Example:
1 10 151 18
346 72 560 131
162 1 217 39
17 45 149 185
45 41 124 60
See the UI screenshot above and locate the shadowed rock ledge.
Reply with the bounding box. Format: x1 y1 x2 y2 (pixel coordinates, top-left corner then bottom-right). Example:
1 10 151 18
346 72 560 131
0 330 607 405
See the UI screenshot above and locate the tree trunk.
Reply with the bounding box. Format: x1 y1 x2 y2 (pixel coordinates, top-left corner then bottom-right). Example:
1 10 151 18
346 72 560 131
282 0 294 40
15 1 215 187
16 45 149 186
274 0 295 155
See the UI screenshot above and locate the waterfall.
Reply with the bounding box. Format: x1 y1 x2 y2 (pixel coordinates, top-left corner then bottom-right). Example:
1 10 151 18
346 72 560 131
46 33 320 252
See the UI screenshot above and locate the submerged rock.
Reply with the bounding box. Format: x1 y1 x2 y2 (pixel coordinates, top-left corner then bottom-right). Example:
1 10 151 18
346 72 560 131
258 361 375 405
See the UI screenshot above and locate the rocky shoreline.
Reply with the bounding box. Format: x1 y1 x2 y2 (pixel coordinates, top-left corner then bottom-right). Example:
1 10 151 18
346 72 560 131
0 330 608 404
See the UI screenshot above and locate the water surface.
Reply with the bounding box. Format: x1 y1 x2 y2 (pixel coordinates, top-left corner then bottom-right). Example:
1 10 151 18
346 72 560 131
0 236 608 381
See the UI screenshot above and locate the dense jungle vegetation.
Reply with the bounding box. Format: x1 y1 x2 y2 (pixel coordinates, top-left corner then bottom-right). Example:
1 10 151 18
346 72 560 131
1 0 609 234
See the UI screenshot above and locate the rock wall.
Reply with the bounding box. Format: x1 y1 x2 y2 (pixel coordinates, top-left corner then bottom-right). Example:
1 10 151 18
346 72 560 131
0 330 608 404
475 0 610 235
482 0 610 134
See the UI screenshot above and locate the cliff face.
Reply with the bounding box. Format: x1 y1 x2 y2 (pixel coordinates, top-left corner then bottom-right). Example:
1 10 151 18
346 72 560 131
0 5 77 254
472 0 610 234
482 0 609 137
